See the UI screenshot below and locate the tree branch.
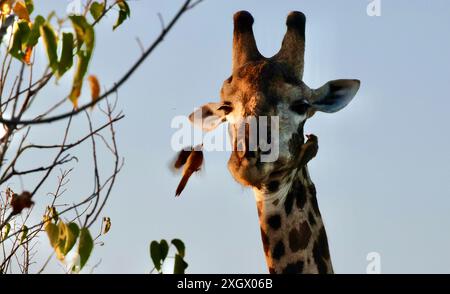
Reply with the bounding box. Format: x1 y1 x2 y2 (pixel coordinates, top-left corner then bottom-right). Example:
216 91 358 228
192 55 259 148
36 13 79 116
0 0 197 126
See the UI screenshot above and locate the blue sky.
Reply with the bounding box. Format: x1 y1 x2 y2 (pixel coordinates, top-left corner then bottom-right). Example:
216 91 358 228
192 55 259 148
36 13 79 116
27 0 450 273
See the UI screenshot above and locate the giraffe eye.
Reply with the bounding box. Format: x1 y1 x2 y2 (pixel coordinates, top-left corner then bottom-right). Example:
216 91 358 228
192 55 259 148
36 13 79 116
289 101 310 115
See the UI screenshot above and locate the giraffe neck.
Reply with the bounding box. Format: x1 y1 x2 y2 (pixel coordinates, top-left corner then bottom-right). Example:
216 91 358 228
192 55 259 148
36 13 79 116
254 166 333 274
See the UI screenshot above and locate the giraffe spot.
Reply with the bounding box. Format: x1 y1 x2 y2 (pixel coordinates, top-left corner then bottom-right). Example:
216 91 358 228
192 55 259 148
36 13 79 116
295 182 307 209
317 227 330 260
308 211 316 226
283 184 296 215
282 261 305 274
267 214 281 230
308 184 321 215
288 229 301 252
267 180 280 193
288 221 311 252
285 180 307 215
298 221 312 245
312 227 331 274
313 242 327 274
260 228 270 256
272 240 285 260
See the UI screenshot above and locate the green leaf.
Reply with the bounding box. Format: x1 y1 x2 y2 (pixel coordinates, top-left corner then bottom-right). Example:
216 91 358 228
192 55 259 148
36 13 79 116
2 223 11 241
77 228 94 270
160 239 169 261
117 1 131 18
63 222 79 255
171 239 185 258
150 239 170 272
20 226 28 244
70 15 95 51
70 53 88 108
113 1 130 30
25 0 34 14
69 15 95 108
90 2 105 21
47 11 56 22
150 241 162 271
9 20 31 60
173 254 188 274
45 222 59 248
40 23 58 72
58 32 74 77
27 15 45 47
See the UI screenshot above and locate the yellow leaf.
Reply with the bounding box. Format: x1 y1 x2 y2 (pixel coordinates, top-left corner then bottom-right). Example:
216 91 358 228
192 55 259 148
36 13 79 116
55 221 68 260
1 0 13 15
45 222 59 249
42 214 50 224
13 1 30 22
102 217 111 235
69 84 80 109
88 75 100 107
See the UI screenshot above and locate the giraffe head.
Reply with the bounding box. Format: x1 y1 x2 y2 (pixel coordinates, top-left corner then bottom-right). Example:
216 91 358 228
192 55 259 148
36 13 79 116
189 11 360 188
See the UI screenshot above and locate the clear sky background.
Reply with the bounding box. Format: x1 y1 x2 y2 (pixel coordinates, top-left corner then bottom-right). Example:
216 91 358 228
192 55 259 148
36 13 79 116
26 0 450 273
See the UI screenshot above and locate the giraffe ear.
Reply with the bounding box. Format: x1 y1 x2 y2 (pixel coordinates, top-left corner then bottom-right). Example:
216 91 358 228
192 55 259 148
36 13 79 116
309 79 360 113
188 102 232 132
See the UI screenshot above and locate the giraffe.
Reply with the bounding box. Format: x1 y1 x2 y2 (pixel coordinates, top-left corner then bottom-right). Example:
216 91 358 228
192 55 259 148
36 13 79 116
187 11 360 274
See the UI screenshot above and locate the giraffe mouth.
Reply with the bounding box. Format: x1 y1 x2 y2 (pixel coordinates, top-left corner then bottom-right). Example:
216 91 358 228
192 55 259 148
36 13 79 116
228 152 269 187
227 149 291 188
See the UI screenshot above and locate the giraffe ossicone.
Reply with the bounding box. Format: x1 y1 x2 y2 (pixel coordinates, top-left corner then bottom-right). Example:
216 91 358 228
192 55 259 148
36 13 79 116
185 11 360 274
